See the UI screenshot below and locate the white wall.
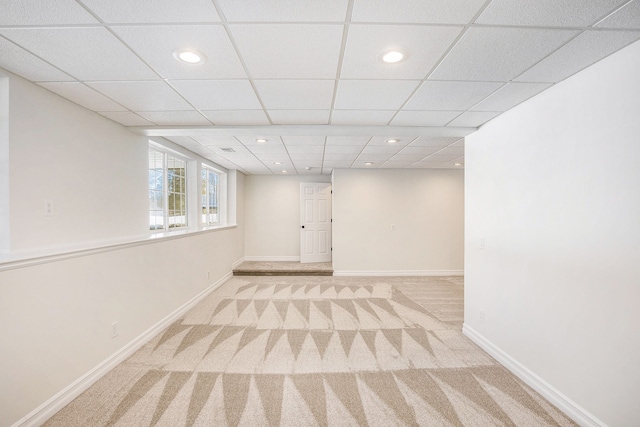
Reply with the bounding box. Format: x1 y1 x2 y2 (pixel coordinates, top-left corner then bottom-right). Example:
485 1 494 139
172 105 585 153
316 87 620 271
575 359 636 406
332 168 464 274
0 72 245 427
244 174 330 260
464 40 640 426
7 74 148 254
0 75 9 254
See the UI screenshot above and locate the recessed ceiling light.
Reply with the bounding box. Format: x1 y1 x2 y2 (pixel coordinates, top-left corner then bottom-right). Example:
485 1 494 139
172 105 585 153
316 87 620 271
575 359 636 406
305 167 312 171
386 139 399 144
381 51 404 63
281 170 288 173
273 161 282 165
173 49 206 64
365 162 374 166
454 162 462 166
256 138 268 143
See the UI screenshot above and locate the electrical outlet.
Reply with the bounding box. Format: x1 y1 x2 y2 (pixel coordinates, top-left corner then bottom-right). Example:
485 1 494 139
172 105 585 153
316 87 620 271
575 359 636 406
479 309 485 324
111 321 118 338
44 200 54 217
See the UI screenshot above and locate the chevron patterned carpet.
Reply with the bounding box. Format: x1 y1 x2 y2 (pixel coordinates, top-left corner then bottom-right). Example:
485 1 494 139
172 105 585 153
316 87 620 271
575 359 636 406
45 276 576 426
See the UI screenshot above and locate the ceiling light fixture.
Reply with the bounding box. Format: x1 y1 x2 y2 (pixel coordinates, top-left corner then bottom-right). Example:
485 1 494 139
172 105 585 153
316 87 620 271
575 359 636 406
454 162 462 166
273 161 282 165
173 49 206 64
386 139 399 144
305 167 312 171
256 138 268 143
281 170 288 173
381 50 404 63
365 162 374 166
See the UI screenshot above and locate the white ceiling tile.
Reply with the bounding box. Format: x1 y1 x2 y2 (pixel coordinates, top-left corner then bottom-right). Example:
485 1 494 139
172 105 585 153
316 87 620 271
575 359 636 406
405 81 503 110
137 111 211 125
87 81 192 110
334 80 419 109
0 0 98 25
289 153 324 161
285 145 325 154
0 37 74 82
410 137 463 147
366 136 412 146
99 111 153 126
38 82 127 111
0 28 157 81
268 110 330 125
361 145 402 154
396 146 442 156
323 158 355 165
515 30 640 83
111 25 245 79
217 0 349 22
326 136 371 146
255 80 335 109
436 146 465 157
230 25 343 79
355 153 393 161
330 110 395 125
423 153 461 161
281 136 326 146
597 1 640 28
389 154 429 162
81 0 220 23
430 27 579 81
476 0 625 27
351 0 487 24
324 145 364 154
170 80 261 110
324 153 358 162
379 161 415 168
448 111 501 127
390 110 461 126
341 25 462 79
247 145 288 155
192 136 242 147
236 136 284 146
202 110 270 125
471 82 552 111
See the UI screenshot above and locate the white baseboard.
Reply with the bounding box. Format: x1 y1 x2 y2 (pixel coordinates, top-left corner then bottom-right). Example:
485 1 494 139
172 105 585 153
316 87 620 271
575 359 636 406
243 256 301 262
462 324 606 427
231 257 245 269
13 272 233 427
333 270 463 277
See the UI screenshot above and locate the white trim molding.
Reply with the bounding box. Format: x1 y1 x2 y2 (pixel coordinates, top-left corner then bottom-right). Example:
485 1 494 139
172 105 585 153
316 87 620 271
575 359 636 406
12 273 233 427
333 270 463 277
462 324 607 427
243 256 301 262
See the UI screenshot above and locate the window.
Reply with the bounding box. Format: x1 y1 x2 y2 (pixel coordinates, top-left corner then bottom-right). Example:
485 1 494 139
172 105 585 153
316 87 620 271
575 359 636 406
148 147 188 231
201 166 220 226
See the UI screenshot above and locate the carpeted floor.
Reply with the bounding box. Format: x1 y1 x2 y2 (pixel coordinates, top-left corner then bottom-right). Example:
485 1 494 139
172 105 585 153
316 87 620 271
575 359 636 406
45 276 576 426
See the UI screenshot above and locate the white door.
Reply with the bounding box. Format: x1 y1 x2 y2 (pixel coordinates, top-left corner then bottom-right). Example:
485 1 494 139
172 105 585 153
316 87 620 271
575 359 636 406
300 183 332 263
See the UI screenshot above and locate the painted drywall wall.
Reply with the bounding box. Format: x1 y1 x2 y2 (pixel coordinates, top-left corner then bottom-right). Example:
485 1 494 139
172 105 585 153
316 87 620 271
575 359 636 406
332 168 464 274
464 40 640 426
0 75 9 255
0 72 246 426
244 174 330 259
7 73 148 254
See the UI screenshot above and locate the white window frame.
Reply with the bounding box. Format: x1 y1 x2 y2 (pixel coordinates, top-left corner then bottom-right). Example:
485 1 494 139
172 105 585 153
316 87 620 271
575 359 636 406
199 163 226 228
149 144 189 233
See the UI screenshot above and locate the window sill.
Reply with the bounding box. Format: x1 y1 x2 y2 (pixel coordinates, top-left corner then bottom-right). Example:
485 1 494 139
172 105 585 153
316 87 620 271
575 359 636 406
0 224 238 272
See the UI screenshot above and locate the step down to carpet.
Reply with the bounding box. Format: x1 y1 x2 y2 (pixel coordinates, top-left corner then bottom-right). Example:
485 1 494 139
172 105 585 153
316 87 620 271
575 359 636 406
233 261 333 276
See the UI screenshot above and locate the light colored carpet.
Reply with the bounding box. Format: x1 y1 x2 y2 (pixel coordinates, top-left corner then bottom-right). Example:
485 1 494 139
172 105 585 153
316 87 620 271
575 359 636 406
45 276 576 426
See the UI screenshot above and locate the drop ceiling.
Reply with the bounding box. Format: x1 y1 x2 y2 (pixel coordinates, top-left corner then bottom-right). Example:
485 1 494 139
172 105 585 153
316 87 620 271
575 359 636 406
1 0 639 175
